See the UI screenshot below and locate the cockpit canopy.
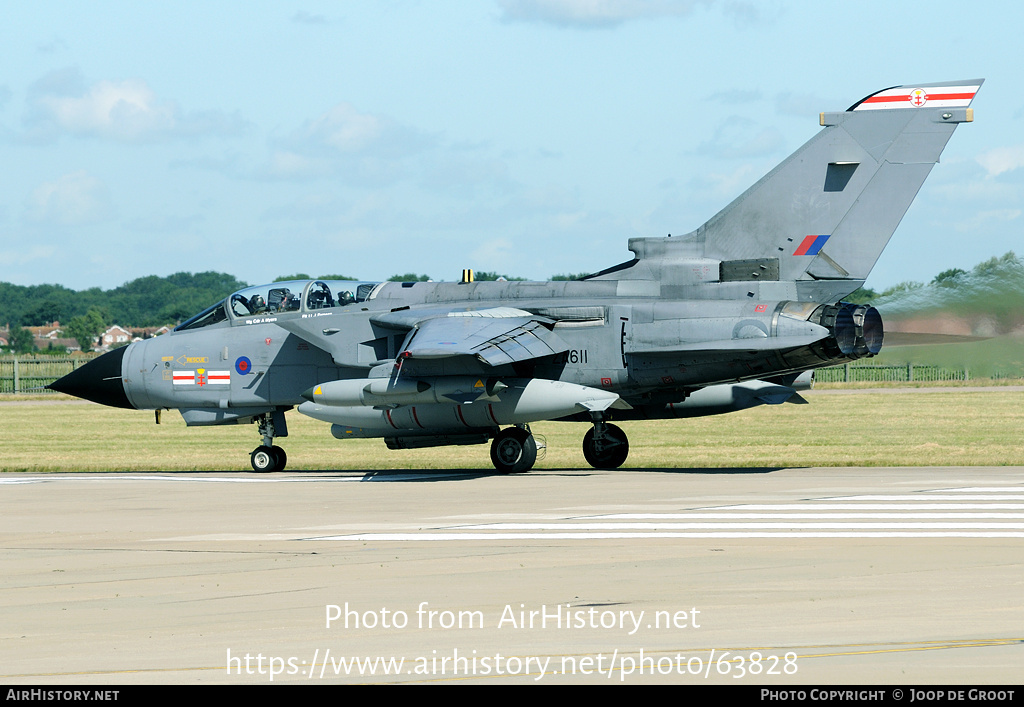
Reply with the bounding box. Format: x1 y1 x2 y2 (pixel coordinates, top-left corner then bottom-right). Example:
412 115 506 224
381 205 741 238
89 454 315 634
176 279 383 331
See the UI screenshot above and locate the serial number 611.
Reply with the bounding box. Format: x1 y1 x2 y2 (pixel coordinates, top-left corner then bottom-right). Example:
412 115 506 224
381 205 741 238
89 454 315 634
553 349 589 365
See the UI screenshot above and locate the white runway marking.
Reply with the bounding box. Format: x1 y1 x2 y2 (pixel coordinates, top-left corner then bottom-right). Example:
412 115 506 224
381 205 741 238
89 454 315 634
834 494 1024 501
735 501 1024 508
7 474 1023 540
309 486 1024 541
0 472 474 484
311 532 1024 540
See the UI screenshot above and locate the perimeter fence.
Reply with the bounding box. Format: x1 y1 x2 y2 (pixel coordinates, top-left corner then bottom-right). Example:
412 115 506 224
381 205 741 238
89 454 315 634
0 356 97 394
2 356 1019 395
814 363 975 384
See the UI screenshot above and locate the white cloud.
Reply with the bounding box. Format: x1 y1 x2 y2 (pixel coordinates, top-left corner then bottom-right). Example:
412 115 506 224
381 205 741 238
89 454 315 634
720 1 779 28
976 145 1024 178
471 237 516 264
45 78 175 138
498 0 706 28
693 116 784 159
953 208 1022 233
261 102 432 182
292 11 330 25
774 91 829 117
700 164 760 198
24 170 113 226
36 36 68 54
24 67 245 142
0 244 57 268
303 103 386 153
420 155 515 196
707 89 763 105
261 150 331 180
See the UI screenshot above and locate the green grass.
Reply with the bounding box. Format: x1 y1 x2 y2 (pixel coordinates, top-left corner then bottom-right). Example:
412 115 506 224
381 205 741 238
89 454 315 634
3 389 1023 472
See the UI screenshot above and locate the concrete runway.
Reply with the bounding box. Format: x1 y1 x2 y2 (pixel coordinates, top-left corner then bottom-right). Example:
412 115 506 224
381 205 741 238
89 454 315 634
1 466 1022 684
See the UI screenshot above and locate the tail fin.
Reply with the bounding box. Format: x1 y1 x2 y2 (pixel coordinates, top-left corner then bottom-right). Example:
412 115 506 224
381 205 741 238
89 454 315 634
593 80 983 302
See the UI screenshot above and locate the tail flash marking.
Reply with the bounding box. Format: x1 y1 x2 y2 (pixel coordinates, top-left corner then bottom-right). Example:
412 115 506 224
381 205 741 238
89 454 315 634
854 85 981 110
793 235 830 256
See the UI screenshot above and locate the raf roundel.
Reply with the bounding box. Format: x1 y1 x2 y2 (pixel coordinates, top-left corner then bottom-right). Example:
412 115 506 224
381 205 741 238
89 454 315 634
235 356 252 375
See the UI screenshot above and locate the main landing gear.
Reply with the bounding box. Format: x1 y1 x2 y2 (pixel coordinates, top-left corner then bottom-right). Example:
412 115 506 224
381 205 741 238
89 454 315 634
490 425 538 474
251 412 288 472
488 418 630 473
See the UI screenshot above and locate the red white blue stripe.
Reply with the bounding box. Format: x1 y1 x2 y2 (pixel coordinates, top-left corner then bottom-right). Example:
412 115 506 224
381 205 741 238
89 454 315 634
794 235 830 256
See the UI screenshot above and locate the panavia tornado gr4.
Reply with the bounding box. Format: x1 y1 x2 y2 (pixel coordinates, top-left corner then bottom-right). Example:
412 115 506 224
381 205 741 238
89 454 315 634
51 80 983 473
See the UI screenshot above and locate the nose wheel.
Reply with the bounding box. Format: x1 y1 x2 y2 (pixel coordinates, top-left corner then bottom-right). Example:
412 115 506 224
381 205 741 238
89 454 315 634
583 421 629 469
251 412 288 472
251 445 287 473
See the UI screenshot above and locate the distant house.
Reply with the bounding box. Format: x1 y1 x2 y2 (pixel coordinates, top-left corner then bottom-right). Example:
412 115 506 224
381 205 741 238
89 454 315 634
127 325 172 343
29 322 63 346
2 321 173 353
1 322 79 352
100 325 132 350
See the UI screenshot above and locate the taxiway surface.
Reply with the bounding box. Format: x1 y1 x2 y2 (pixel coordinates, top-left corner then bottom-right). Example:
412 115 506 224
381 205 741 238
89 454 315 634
2 466 1022 684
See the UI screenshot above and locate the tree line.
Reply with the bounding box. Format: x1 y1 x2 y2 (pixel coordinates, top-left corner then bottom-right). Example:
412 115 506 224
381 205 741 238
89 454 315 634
849 251 1024 334
12 251 1015 354
0 270 590 353
1 272 249 354
1 272 249 330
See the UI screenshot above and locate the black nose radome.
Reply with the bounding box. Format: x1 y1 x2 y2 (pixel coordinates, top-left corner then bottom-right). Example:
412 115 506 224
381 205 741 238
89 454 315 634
48 346 134 409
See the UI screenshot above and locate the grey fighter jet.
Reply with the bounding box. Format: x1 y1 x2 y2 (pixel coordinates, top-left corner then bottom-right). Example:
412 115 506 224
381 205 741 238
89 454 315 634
50 80 983 473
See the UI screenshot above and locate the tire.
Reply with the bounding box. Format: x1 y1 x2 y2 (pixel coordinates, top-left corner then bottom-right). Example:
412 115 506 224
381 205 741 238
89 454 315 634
490 427 538 474
582 423 629 469
271 445 287 472
251 445 278 473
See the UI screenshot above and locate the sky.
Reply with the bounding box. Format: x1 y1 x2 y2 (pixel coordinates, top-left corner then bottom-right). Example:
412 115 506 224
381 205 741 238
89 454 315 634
1 0 1022 294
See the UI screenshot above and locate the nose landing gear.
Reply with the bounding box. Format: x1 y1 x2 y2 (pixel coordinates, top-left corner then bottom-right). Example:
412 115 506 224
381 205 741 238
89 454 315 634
582 419 629 469
251 411 288 472
251 444 287 473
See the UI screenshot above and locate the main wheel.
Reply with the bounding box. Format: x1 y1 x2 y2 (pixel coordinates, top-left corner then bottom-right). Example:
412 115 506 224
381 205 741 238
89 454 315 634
582 423 629 469
251 445 279 473
490 427 538 474
271 445 287 472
